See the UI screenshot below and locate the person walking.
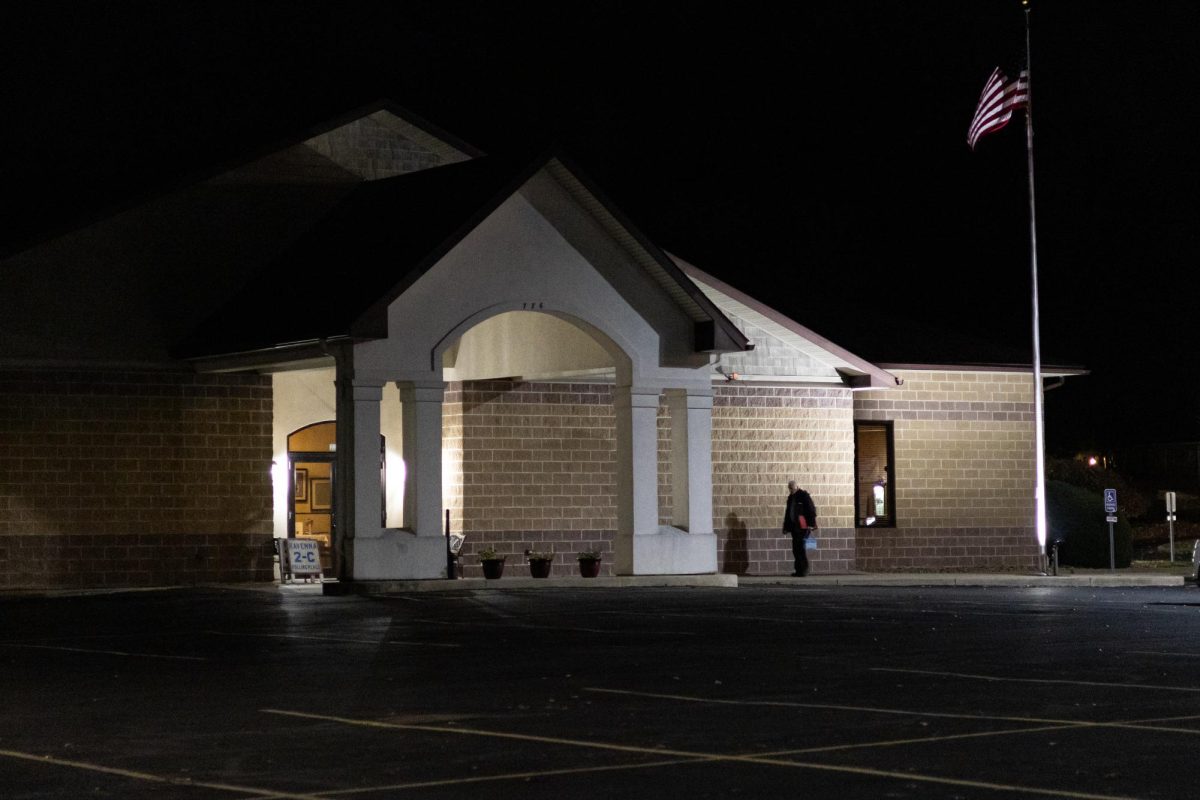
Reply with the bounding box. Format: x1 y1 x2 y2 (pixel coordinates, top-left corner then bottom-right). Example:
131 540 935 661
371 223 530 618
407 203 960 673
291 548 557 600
783 480 818 576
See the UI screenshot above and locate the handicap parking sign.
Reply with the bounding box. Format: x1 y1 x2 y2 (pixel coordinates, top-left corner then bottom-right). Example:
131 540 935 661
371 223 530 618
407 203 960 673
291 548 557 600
1103 489 1117 514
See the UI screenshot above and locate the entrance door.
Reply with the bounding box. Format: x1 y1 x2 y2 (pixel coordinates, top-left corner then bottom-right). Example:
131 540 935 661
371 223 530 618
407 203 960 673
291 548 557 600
288 422 338 576
286 421 388 577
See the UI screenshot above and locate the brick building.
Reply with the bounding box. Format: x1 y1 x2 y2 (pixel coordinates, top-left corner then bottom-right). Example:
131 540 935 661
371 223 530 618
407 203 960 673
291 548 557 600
0 102 1081 589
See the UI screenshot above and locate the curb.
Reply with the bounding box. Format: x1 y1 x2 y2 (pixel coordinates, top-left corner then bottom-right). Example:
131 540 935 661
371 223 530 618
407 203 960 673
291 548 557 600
740 574 1187 588
325 574 739 595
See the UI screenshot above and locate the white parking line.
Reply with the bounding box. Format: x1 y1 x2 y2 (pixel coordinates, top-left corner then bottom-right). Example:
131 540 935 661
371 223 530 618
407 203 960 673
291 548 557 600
206 631 461 648
592 610 902 625
1127 650 1200 659
0 643 205 661
410 618 697 636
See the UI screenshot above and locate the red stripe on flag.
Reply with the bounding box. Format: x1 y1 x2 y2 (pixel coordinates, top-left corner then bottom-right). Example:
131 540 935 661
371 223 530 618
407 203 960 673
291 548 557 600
968 68 1029 150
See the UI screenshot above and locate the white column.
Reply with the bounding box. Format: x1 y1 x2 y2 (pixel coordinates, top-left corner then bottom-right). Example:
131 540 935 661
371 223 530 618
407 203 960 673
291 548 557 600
685 389 714 536
614 385 660 574
666 388 714 535
350 381 385 541
333 362 354 580
399 381 445 538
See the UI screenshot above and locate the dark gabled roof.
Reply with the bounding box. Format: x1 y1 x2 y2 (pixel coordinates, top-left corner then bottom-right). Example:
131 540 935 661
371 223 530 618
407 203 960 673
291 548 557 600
176 149 751 361
761 302 1086 375
842 316 1085 374
175 151 541 359
0 99 483 262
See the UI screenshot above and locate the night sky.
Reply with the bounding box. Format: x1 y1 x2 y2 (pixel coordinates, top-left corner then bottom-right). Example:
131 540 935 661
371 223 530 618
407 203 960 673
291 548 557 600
4 1 1198 454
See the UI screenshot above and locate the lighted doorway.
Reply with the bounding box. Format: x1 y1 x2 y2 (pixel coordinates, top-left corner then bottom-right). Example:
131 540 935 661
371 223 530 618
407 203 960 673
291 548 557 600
288 422 337 575
286 421 388 576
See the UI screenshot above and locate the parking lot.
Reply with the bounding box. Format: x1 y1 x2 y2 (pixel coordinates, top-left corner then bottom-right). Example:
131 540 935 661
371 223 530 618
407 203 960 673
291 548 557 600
5 583 1200 798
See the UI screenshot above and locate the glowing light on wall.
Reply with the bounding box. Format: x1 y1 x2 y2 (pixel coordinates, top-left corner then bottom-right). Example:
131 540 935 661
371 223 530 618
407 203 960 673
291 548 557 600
384 445 406 528
442 445 460 511
270 454 289 538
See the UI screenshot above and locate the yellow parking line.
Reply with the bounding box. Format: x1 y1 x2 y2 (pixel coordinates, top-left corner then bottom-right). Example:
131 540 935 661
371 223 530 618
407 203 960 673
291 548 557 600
263 709 707 758
1126 713 1200 724
873 667 1200 693
0 748 320 799
586 687 1200 738
313 759 711 796
765 723 1083 756
262 709 1140 800
584 687 1085 725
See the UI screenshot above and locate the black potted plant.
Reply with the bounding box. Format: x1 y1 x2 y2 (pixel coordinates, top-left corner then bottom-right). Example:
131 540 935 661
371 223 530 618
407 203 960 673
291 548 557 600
478 548 506 579
526 550 554 578
577 549 602 578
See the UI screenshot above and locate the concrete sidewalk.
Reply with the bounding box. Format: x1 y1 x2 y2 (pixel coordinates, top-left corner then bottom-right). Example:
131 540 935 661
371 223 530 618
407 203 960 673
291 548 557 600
325 573 739 594
321 570 1190 594
741 572 1189 588
5 571 1188 600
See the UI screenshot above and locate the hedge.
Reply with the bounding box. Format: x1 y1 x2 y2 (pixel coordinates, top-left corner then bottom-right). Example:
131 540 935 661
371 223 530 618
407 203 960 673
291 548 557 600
1047 480 1132 568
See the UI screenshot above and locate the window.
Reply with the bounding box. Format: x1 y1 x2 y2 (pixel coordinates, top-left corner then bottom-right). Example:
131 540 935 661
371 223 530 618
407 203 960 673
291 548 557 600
855 421 895 527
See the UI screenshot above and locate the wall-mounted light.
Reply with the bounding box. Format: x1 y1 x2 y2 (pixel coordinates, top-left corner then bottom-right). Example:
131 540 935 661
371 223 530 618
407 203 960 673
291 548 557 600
716 366 740 382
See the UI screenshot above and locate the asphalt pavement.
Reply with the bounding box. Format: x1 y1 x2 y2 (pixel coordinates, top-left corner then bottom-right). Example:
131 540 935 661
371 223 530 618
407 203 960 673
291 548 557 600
5 583 1200 798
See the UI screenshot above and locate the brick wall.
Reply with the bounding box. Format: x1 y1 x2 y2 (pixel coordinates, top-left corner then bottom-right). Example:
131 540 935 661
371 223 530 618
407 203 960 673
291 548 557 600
447 380 617 577
854 370 1042 571
0 369 274 589
711 385 856 575
438 375 1041 577
445 380 860 577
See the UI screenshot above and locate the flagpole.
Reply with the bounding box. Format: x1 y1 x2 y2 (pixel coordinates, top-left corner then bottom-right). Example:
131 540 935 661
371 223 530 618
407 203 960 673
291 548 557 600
1022 0 1049 560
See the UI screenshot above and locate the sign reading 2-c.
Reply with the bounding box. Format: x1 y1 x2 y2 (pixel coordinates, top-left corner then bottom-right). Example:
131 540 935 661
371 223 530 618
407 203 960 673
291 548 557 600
287 539 322 576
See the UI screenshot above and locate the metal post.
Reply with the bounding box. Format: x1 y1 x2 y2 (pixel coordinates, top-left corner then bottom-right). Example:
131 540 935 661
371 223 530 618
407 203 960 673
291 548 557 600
1023 1 1048 552
1167 490 1177 563
1170 516 1176 563
445 508 454 580
1108 520 1115 572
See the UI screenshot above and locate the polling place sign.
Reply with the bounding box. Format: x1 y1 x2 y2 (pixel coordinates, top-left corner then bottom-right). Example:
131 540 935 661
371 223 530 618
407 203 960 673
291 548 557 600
286 539 322 576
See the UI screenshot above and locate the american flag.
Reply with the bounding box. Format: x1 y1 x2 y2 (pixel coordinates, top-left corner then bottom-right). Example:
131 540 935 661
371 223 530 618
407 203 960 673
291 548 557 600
967 67 1030 150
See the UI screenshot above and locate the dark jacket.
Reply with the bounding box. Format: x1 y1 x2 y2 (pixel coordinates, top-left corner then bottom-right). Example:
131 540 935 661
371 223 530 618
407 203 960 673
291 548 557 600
783 489 818 534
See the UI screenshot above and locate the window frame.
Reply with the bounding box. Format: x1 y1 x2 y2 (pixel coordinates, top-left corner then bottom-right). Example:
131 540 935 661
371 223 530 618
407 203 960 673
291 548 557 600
854 420 897 528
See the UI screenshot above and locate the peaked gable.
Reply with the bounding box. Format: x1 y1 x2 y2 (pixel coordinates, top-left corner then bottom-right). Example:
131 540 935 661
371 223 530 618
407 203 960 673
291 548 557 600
675 257 899 388
180 150 751 364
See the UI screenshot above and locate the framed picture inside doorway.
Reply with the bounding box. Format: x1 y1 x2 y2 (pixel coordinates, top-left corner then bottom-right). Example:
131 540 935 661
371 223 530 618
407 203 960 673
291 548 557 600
293 468 308 502
311 478 332 511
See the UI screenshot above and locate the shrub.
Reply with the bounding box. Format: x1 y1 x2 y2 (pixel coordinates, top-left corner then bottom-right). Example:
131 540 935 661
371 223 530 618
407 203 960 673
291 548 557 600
1046 457 1150 519
1047 480 1132 568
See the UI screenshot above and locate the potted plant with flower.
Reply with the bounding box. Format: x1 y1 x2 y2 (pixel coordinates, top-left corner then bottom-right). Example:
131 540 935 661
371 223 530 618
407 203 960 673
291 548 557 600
577 549 602 578
526 550 554 579
478 548 506 579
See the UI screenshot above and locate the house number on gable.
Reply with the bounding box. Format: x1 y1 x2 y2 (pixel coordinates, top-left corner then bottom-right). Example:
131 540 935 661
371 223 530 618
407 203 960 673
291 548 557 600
521 302 545 310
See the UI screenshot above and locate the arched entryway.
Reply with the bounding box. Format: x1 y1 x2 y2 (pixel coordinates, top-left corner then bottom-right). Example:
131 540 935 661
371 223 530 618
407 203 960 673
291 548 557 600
337 299 719 580
287 421 386 577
